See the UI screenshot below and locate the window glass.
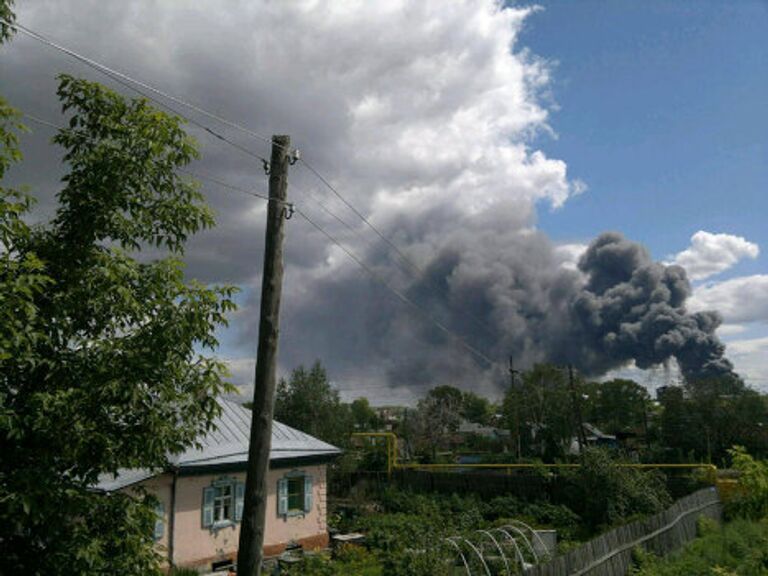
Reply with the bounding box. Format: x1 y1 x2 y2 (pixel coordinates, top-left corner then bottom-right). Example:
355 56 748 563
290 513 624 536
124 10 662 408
287 476 304 513
214 483 232 522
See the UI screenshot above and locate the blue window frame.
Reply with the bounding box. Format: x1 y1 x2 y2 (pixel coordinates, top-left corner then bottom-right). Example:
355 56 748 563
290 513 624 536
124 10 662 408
277 470 313 519
202 477 244 529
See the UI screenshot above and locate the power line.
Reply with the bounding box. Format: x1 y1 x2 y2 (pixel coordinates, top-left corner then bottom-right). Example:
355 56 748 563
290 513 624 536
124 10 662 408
19 112 61 132
8 16 503 346
22 110 497 370
178 168 276 204
295 206 497 368
2 19 274 163
21 112 284 206
298 157 501 342
24 108 497 370
19 109 497 370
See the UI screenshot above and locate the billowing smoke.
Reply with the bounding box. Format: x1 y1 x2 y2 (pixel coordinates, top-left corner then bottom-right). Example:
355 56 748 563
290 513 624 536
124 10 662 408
0 0 740 397
280 209 736 395
571 232 734 381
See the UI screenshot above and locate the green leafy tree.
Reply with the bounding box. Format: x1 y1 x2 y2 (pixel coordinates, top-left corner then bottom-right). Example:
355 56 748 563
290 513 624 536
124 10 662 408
0 0 14 44
0 74 236 574
658 386 698 459
350 397 381 431
460 390 492 425
413 385 463 460
565 448 671 530
274 361 352 446
503 363 576 460
583 378 650 435
726 446 768 520
659 382 768 463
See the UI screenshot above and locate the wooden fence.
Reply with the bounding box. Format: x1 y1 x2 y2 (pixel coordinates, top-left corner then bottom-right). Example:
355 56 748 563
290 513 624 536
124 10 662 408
392 468 708 503
395 468 553 501
525 487 722 576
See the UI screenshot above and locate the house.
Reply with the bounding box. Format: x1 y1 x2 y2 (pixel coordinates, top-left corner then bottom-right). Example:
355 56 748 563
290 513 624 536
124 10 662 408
96 399 341 572
374 405 407 431
567 422 618 455
456 420 511 440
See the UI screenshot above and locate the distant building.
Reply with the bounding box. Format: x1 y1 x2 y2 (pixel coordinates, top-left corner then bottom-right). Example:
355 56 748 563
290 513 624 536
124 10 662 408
567 422 618 455
96 400 340 573
457 420 511 440
374 405 407 431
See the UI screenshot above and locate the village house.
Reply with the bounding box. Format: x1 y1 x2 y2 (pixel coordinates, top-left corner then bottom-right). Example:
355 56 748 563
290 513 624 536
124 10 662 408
96 399 341 572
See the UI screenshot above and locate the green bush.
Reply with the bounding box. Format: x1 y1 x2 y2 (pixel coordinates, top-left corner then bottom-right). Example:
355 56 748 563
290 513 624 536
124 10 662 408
483 495 582 540
282 545 383 576
726 446 768 520
168 568 198 576
565 448 671 530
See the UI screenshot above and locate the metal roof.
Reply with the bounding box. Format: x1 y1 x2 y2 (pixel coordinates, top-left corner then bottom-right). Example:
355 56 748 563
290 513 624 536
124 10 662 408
96 399 341 491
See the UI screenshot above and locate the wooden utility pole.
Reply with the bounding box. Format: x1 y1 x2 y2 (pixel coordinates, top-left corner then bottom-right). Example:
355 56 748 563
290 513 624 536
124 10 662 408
509 356 522 459
237 135 291 576
568 364 587 453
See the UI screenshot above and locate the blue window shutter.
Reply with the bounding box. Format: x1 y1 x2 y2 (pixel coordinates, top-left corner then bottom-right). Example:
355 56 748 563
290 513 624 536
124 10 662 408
202 486 215 528
303 474 313 513
277 478 288 517
154 502 165 541
235 481 245 522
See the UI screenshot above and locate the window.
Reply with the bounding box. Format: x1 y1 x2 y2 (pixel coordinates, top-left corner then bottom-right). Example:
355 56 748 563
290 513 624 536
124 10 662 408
287 476 304 513
213 483 232 523
277 471 313 519
202 478 244 529
153 501 165 542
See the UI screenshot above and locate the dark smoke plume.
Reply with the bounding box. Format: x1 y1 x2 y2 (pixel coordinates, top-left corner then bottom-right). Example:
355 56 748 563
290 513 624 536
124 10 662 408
278 224 736 394
571 232 734 381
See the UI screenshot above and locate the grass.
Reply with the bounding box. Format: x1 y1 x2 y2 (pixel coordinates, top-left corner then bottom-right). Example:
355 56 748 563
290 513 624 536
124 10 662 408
630 517 768 575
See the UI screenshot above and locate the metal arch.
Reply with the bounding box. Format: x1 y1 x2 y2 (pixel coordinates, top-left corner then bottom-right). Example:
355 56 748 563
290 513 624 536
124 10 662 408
493 528 529 570
444 537 472 576
504 520 552 560
499 524 539 563
501 521 541 560
459 537 493 576
476 530 512 576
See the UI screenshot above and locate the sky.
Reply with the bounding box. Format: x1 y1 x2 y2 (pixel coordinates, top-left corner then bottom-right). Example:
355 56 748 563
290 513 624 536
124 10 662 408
521 0 768 390
1 0 766 403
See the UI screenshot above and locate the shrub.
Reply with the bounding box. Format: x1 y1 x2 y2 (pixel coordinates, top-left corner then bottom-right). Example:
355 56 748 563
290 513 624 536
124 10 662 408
281 546 383 576
565 448 671 530
168 569 198 576
726 446 768 520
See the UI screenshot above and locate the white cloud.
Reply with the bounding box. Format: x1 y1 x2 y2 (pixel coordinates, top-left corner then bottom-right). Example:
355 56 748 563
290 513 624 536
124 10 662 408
669 231 759 281
726 336 768 391
717 324 748 337
689 275 768 324
0 1 594 397
554 242 587 271
6 0 582 280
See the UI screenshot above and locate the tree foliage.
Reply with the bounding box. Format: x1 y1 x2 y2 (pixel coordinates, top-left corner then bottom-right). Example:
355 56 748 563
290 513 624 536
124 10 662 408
503 363 577 460
409 385 463 460
460 390 493 425
726 446 768 520
0 0 14 45
0 76 236 574
565 448 671 530
583 378 650 435
659 383 768 462
350 397 381 431
274 361 352 447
